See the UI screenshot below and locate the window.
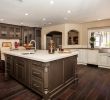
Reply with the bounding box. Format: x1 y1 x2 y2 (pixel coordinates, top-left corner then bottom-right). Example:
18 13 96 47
88 28 110 48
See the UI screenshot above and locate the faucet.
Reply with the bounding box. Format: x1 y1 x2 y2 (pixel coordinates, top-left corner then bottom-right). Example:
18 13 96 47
29 40 37 52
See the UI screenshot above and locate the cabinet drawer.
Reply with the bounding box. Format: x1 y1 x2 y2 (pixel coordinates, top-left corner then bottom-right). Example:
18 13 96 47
31 77 43 92
6 55 12 63
15 58 25 66
32 61 42 67
32 68 43 79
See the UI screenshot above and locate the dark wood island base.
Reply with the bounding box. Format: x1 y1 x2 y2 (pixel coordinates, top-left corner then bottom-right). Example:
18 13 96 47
5 54 78 100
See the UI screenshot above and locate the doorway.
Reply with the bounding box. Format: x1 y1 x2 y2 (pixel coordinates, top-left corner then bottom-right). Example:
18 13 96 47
46 31 62 49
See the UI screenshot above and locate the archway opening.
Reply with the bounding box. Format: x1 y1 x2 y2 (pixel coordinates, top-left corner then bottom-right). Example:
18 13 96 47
46 31 62 49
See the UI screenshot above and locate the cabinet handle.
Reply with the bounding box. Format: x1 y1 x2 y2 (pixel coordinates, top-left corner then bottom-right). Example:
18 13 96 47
33 63 38 66
33 84 39 87
32 63 41 66
33 72 40 75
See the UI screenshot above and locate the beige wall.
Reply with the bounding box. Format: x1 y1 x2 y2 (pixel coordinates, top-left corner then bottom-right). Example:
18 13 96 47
81 19 110 46
41 19 110 49
41 23 82 49
41 24 65 49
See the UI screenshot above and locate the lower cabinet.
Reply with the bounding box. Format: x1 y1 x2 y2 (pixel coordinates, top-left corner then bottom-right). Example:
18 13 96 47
77 49 99 65
87 50 99 65
5 55 13 74
5 55 30 87
77 49 87 65
5 54 77 100
98 53 110 69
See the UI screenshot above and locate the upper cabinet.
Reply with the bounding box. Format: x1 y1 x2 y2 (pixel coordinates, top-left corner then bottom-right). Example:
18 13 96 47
22 26 35 44
68 30 79 45
22 27 41 49
0 23 41 49
35 28 41 49
0 23 22 39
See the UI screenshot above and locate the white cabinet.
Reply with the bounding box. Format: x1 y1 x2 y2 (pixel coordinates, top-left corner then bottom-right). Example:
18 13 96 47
107 55 110 67
98 53 107 67
87 50 99 65
98 53 110 69
77 49 87 65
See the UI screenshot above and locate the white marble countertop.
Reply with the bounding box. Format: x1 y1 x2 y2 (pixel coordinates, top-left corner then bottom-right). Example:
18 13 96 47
3 50 78 62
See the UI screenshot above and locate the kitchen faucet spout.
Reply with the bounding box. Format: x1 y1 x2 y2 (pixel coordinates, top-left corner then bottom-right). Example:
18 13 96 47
29 40 37 52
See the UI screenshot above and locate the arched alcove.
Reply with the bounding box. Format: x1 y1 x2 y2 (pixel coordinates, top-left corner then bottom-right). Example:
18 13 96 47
68 30 79 45
46 31 62 49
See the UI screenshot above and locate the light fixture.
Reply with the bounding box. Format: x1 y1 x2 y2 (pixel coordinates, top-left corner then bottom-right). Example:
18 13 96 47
67 10 71 14
0 18 4 21
20 22 24 25
97 19 102 20
25 13 29 16
50 0 54 4
48 22 52 24
42 18 46 21
64 17 68 20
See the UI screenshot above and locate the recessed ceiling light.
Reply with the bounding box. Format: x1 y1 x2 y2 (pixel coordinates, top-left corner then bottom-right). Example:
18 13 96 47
25 13 29 16
67 10 71 14
0 18 4 21
42 18 46 21
97 19 102 20
50 0 54 4
20 22 24 25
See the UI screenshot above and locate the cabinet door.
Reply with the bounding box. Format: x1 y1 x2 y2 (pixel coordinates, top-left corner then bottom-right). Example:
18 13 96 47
48 60 63 91
13 57 26 84
107 55 110 68
77 49 87 64
87 50 98 65
17 58 26 84
0 25 8 38
77 49 82 63
64 56 75 82
6 55 14 75
98 53 107 67
17 64 25 83
15 27 22 39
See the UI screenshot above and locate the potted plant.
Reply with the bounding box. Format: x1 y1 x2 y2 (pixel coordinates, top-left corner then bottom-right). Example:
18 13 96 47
89 35 96 48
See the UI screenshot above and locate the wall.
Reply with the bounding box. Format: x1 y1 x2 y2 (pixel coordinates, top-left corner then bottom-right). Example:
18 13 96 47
41 23 82 49
41 19 110 49
41 24 65 49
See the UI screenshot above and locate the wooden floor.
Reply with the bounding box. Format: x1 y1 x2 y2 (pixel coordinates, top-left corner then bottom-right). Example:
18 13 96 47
0 65 110 100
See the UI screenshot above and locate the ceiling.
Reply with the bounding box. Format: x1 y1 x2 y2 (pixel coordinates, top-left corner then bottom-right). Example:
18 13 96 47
0 0 110 27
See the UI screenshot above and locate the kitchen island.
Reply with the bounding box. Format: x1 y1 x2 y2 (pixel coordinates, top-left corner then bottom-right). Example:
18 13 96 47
4 50 78 100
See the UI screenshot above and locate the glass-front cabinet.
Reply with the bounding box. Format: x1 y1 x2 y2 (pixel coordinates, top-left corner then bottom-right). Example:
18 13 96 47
0 23 41 48
0 24 22 39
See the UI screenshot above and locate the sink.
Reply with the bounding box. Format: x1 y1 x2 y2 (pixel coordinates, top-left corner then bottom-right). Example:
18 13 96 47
21 52 35 55
99 49 110 53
